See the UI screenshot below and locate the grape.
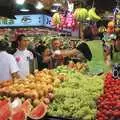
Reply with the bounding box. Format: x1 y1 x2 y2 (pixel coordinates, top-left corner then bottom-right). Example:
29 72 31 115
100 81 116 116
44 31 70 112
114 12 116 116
48 66 104 119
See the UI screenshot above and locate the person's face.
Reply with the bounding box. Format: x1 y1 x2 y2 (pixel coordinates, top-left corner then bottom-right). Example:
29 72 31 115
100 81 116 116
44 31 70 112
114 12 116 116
52 40 61 49
18 39 29 49
43 48 51 56
70 41 75 48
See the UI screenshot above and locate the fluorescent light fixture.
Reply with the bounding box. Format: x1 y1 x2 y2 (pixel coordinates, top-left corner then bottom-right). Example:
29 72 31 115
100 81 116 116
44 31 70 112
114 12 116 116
16 0 25 5
53 3 62 7
20 8 30 12
36 1 44 10
51 9 57 13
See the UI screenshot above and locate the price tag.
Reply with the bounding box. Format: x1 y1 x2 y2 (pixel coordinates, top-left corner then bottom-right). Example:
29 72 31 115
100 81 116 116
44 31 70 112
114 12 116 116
112 63 120 79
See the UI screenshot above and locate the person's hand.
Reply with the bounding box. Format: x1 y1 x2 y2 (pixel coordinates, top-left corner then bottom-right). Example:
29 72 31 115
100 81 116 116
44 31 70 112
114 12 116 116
51 53 55 58
54 50 61 55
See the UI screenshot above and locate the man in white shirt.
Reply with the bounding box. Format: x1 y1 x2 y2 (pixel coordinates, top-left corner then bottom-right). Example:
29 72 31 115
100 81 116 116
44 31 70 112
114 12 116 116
0 41 19 81
14 34 33 79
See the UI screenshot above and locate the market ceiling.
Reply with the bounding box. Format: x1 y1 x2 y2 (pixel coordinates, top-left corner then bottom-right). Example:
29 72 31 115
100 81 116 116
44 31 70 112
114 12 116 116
17 0 118 11
87 0 117 11
0 0 118 19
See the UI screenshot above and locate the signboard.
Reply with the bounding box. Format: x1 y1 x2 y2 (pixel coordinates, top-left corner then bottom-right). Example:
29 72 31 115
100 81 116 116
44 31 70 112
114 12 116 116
0 14 71 32
0 14 43 27
43 15 51 28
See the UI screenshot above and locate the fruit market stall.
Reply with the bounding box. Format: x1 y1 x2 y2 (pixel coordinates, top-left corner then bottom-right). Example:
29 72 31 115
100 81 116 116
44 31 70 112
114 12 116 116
0 62 105 120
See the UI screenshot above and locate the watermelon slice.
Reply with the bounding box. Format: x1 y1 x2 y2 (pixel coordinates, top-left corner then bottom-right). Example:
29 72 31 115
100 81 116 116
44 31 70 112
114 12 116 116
0 99 8 107
29 102 47 120
0 100 11 120
21 99 33 115
11 109 26 120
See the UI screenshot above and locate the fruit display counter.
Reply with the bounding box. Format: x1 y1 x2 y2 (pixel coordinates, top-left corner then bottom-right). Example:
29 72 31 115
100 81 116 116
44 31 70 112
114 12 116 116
2 62 118 120
0 69 63 120
97 73 120 120
0 63 88 120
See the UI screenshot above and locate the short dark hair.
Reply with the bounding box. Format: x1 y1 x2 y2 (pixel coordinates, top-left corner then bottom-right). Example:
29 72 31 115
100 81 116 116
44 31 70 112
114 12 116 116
77 42 92 61
16 34 26 42
52 38 59 43
0 40 9 51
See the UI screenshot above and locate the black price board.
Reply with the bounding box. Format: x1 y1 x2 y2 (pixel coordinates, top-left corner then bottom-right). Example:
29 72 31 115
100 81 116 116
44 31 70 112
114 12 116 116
112 63 120 79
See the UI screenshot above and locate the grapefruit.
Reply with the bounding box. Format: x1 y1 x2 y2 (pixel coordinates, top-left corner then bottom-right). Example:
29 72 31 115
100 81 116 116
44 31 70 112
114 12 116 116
29 102 47 120
21 99 33 115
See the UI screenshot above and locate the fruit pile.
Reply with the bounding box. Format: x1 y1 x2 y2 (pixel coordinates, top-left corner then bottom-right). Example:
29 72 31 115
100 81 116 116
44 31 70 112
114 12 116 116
67 61 89 73
0 98 47 120
0 69 65 103
96 73 120 120
48 66 104 119
0 69 65 120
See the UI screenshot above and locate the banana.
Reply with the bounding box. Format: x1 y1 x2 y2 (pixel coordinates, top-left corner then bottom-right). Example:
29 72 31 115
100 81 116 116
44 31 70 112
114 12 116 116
88 8 101 21
79 8 88 21
52 13 61 25
74 8 88 21
73 8 81 20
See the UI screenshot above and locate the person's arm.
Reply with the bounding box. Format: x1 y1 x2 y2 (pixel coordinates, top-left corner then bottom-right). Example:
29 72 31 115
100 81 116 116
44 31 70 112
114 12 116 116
11 72 20 80
9 56 20 80
43 54 54 63
61 49 78 57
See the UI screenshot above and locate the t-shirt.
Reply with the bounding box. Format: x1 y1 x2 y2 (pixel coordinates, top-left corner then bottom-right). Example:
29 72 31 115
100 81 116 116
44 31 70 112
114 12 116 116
14 49 33 79
0 51 19 81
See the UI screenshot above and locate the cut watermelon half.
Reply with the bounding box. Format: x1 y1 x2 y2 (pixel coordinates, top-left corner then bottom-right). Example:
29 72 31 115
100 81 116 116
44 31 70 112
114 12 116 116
29 102 47 120
21 99 33 115
11 109 26 120
0 100 11 120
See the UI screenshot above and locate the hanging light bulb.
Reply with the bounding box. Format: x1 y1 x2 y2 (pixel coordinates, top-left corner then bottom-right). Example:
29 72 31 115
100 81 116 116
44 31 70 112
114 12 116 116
36 1 44 10
16 0 25 5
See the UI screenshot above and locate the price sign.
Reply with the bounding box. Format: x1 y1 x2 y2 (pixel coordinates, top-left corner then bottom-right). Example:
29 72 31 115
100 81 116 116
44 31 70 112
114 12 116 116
112 63 120 79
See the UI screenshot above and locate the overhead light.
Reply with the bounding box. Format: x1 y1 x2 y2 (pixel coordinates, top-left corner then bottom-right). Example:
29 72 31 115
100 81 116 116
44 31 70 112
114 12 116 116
51 9 57 13
20 8 30 12
53 3 62 7
36 1 44 10
16 0 25 5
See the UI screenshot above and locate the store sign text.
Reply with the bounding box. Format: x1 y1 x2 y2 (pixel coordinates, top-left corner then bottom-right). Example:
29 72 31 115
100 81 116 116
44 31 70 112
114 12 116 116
0 18 14 25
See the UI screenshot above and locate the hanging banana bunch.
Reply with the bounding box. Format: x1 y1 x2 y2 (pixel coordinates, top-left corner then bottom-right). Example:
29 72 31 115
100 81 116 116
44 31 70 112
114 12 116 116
73 8 88 21
51 12 61 25
88 8 101 21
